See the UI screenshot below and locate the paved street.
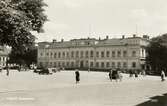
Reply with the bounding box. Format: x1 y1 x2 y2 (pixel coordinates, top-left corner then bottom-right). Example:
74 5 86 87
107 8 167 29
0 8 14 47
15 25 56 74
0 70 166 106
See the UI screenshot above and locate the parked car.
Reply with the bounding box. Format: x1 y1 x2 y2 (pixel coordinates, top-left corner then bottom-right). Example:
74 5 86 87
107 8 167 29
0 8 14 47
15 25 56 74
48 67 60 73
112 70 118 79
36 68 52 75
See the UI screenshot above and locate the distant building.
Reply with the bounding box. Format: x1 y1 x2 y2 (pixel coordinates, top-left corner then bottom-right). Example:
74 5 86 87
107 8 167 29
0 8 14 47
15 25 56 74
37 35 149 71
0 46 9 68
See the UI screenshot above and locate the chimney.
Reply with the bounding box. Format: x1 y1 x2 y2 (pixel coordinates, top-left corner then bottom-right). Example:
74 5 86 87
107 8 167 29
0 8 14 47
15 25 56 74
143 35 149 40
52 39 57 43
122 35 125 39
133 34 136 38
61 39 64 42
106 35 109 39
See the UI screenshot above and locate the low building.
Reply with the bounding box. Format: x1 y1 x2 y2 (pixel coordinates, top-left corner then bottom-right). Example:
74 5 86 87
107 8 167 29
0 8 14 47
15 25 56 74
0 46 9 68
37 35 149 71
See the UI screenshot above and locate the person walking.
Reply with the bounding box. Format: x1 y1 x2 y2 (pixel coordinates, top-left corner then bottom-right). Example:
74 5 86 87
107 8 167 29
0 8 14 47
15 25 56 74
109 69 113 81
161 70 165 81
6 68 9 76
118 70 123 81
75 69 80 84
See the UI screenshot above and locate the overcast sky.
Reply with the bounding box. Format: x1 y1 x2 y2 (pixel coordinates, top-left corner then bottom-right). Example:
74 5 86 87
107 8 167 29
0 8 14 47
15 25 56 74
35 0 167 42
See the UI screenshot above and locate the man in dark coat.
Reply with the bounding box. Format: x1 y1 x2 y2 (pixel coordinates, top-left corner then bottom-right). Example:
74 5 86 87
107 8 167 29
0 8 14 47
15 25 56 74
75 70 80 84
109 69 113 81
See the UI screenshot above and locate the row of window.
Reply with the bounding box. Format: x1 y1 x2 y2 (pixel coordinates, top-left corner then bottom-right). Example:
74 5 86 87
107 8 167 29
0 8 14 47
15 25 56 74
40 50 137 58
39 61 137 68
0 57 7 61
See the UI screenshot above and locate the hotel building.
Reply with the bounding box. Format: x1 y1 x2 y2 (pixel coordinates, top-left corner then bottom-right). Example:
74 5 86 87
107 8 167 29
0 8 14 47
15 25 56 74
37 35 149 71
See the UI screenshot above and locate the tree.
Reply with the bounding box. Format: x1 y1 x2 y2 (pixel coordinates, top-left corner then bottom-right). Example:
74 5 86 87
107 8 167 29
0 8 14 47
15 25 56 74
146 33 167 74
0 0 47 66
9 46 37 67
0 0 47 53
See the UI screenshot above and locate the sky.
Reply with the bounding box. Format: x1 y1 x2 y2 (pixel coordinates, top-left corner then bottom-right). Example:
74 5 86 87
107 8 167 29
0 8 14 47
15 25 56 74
34 0 167 42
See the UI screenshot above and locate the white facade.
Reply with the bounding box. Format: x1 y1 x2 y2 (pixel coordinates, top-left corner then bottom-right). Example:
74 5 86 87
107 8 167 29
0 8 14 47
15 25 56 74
37 35 149 71
0 46 8 68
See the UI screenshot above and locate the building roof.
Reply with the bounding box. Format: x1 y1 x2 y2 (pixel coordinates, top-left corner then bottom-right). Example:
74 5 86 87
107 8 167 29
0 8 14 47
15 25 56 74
38 36 150 49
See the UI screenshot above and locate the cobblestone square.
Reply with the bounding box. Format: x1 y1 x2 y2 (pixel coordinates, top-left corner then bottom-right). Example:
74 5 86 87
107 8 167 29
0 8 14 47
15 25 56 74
0 70 166 106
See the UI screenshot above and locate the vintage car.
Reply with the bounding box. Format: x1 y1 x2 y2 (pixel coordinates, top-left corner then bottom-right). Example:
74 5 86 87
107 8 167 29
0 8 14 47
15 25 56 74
34 68 52 75
112 70 118 79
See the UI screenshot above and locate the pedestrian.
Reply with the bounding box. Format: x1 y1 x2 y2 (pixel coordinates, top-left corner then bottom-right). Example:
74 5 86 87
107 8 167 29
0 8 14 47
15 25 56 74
134 70 138 78
118 70 123 81
6 68 9 76
161 70 165 81
141 69 146 77
129 69 133 77
6 64 9 76
75 69 80 84
109 69 113 81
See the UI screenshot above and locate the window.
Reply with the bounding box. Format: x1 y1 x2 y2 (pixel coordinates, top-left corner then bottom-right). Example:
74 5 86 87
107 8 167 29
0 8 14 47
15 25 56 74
71 62 74 67
106 62 110 68
66 52 69 58
117 51 121 57
132 62 136 68
46 52 49 56
80 51 83 58
58 52 61 58
54 53 57 58
123 51 127 57
50 52 53 57
85 51 89 58
132 51 136 57
63 52 65 58
62 62 65 67
45 62 48 66
76 51 79 58
86 61 89 67
54 62 57 67
50 62 52 67
66 62 69 67
101 51 104 58
106 51 110 57
112 62 115 68
90 51 94 58
40 53 43 56
71 51 74 58
39 62 43 67
96 62 99 67
96 51 99 58
101 62 104 68
112 51 115 57
90 62 93 67
58 62 61 67
117 62 121 68
123 62 127 68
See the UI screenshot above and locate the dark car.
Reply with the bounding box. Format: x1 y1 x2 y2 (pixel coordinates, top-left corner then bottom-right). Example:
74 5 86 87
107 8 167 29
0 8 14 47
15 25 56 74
112 70 118 79
37 68 52 75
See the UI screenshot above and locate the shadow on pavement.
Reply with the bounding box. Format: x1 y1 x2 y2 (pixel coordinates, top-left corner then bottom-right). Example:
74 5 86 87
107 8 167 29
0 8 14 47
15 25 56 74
136 93 167 106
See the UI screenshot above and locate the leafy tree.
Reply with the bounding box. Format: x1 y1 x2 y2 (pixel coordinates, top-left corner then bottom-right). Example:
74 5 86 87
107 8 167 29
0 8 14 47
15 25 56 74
0 0 47 52
146 33 167 73
9 46 37 67
0 0 47 66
